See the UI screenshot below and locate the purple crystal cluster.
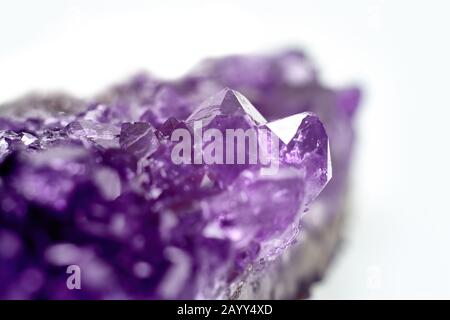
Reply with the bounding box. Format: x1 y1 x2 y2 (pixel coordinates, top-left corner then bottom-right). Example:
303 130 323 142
0 50 360 299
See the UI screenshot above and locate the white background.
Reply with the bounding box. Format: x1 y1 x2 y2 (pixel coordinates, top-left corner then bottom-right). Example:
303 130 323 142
1 0 449 299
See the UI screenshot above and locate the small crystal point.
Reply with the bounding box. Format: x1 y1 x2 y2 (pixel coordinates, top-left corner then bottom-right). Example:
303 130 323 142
119 122 158 159
279 113 332 202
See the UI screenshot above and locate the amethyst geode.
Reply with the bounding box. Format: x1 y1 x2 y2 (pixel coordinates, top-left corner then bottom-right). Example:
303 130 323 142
0 50 361 299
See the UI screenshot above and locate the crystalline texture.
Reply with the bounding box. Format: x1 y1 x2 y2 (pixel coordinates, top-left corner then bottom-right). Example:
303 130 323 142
0 49 360 299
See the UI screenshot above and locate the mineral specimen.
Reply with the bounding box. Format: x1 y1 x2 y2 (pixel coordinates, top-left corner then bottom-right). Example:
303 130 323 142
0 50 361 299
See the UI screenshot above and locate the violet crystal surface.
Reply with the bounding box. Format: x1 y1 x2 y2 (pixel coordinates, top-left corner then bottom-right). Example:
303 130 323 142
0 50 360 299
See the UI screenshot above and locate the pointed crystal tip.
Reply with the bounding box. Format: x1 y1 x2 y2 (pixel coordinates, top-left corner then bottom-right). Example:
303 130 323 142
187 88 267 126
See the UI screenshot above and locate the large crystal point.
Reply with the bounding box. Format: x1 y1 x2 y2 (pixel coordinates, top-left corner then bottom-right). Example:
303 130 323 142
202 109 331 256
187 88 267 127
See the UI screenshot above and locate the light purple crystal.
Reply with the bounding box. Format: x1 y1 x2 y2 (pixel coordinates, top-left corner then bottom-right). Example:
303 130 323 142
0 49 360 299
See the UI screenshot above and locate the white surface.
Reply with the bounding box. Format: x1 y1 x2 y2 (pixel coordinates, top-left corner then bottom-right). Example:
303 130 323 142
1 0 449 299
